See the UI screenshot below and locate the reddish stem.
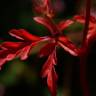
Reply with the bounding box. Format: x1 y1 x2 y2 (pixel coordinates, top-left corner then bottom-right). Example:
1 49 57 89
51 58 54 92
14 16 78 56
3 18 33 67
82 0 91 45
80 48 90 96
80 0 91 96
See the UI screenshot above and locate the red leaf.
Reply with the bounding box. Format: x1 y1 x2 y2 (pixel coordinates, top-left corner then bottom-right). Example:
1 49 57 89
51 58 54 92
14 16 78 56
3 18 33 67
47 67 57 96
32 0 44 14
73 15 96 24
44 0 49 5
38 42 56 57
18 45 32 60
33 16 60 35
41 50 57 78
0 50 16 68
9 29 41 41
41 49 57 96
58 19 74 31
0 58 6 69
0 45 31 68
73 15 85 23
86 19 96 41
33 0 54 17
0 36 49 68
58 36 79 56
73 15 96 43
0 42 22 49
0 42 30 68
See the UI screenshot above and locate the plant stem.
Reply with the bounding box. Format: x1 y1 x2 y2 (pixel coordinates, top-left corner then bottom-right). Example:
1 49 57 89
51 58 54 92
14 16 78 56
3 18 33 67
80 48 90 96
80 0 91 96
82 0 91 45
